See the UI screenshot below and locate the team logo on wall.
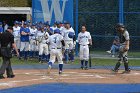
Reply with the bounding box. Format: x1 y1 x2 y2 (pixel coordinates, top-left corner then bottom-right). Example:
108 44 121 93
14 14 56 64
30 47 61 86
32 0 73 25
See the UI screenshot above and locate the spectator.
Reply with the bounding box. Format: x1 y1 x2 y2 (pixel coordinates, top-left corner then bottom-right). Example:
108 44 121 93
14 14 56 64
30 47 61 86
106 36 120 57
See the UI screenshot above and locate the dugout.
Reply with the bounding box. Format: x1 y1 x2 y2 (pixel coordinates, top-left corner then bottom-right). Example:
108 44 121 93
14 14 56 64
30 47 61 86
0 7 31 26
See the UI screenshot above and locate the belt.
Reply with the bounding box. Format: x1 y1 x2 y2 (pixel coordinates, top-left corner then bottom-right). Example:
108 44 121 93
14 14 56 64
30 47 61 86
65 40 73 41
52 48 61 49
80 44 88 46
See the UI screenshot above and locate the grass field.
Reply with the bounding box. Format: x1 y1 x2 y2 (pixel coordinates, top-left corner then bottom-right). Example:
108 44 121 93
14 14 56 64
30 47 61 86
0 57 140 66
0 51 140 66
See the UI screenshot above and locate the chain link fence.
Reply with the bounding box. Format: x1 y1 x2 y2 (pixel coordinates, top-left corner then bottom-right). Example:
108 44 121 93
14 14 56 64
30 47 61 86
74 0 140 52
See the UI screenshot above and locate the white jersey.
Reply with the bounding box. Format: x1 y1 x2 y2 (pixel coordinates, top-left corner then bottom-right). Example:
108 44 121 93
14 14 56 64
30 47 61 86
61 27 75 41
50 26 57 31
48 33 63 49
36 31 49 44
13 26 21 38
77 31 92 45
123 31 129 40
30 28 37 40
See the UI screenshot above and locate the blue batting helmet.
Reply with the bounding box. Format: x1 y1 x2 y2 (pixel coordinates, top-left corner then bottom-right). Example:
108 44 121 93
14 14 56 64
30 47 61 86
14 21 19 24
54 29 60 34
68 32 75 38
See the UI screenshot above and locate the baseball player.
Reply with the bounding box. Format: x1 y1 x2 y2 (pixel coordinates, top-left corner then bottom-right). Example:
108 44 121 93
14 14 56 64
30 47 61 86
0 22 3 34
29 23 38 58
61 22 76 63
47 29 65 74
77 24 92 70
36 26 49 63
112 23 130 73
19 22 30 60
50 22 57 31
13 21 21 52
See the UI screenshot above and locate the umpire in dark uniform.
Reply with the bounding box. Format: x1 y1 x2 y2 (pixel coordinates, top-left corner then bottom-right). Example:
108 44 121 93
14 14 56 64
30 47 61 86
0 26 19 79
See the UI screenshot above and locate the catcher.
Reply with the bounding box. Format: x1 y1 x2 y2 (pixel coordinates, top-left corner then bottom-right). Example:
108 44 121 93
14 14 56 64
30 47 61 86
112 23 130 74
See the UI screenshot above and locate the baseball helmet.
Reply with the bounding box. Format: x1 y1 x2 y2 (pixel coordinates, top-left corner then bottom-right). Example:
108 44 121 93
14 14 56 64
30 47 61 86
50 28 53 32
32 23 36 26
68 32 75 38
14 21 19 24
23 22 27 25
64 21 70 24
116 23 125 28
54 29 60 34
19 22 22 25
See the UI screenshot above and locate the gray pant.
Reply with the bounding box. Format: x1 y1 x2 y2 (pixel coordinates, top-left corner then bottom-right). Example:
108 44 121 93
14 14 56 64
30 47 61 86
118 45 128 63
0 57 13 76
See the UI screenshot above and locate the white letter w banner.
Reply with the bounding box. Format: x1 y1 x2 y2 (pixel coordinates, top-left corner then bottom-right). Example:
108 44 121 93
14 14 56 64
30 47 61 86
32 0 73 25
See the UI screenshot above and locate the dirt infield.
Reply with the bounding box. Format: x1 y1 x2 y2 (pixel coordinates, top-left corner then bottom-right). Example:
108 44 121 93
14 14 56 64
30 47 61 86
0 69 140 90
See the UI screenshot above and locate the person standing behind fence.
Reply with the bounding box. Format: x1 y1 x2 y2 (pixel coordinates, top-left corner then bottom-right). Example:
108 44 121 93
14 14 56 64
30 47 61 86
0 26 19 79
77 24 92 70
19 22 30 61
106 36 120 57
0 22 3 34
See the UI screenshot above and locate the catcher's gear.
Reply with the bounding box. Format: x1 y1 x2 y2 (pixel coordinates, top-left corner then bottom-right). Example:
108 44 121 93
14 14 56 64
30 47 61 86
116 23 125 28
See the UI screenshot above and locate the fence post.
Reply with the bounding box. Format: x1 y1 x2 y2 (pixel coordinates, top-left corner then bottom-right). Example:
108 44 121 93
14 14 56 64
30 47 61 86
119 0 124 24
75 0 79 56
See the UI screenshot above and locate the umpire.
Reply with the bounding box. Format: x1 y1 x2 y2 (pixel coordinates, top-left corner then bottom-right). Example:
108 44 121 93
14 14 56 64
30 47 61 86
0 26 19 79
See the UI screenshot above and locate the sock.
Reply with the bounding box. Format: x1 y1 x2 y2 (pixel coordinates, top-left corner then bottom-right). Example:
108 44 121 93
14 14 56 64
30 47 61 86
39 55 42 61
69 53 74 62
85 61 88 67
81 60 84 67
124 62 129 71
59 64 63 71
48 62 52 67
19 51 23 58
45 55 49 62
35 51 39 57
30 51 33 57
114 62 121 71
64 50 69 62
24 51 28 59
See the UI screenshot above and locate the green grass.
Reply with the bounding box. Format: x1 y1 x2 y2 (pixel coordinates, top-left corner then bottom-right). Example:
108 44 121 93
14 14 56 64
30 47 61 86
74 58 140 66
0 57 139 66
0 51 140 67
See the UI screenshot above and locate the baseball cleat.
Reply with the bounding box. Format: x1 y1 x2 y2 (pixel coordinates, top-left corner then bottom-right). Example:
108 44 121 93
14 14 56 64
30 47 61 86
59 71 62 75
111 69 118 73
81 67 84 70
122 69 131 74
7 75 15 78
84 67 88 70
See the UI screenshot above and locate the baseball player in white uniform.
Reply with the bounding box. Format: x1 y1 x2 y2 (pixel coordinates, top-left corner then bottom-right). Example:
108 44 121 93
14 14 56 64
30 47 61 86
61 22 76 63
77 25 92 70
13 21 21 51
29 23 38 58
47 29 65 74
36 26 49 63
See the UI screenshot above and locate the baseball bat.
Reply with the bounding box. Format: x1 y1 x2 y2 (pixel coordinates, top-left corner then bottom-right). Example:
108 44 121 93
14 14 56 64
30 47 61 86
89 46 92 68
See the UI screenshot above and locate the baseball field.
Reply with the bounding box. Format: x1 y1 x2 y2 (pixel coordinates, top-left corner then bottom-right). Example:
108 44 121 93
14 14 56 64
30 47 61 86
0 51 140 93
